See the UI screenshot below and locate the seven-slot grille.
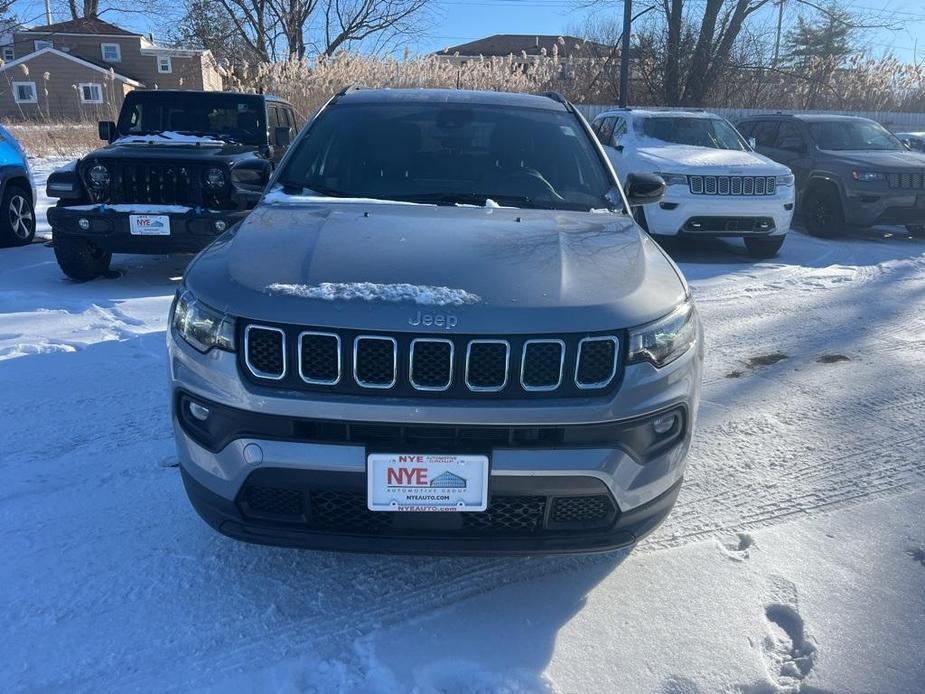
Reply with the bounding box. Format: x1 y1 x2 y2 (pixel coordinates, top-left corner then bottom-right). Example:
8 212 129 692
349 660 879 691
241 325 622 398
688 175 776 196
85 160 231 208
887 172 925 190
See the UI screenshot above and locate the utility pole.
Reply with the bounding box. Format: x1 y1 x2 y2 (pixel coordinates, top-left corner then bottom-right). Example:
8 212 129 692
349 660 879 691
44 0 53 25
619 0 632 106
772 0 788 67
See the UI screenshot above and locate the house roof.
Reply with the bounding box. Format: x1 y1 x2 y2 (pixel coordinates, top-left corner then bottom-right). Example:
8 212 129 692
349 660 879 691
20 17 140 37
0 47 144 86
438 34 610 58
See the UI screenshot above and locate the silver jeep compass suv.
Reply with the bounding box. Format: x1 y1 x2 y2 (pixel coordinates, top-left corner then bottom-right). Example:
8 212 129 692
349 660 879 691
168 88 703 554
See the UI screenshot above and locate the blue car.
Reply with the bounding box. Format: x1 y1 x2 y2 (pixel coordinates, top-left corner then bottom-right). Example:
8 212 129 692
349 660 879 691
0 125 36 246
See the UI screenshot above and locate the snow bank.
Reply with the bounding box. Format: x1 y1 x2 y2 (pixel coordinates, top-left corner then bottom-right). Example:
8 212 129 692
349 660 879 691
266 282 482 306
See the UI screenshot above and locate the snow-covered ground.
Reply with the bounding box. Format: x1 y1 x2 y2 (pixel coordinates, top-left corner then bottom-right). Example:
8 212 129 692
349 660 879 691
1 159 923 693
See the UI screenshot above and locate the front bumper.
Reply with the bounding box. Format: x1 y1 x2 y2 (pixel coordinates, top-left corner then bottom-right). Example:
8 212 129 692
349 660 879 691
181 465 683 555
48 204 249 254
168 322 702 554
645 187 794 237
842 189 925 226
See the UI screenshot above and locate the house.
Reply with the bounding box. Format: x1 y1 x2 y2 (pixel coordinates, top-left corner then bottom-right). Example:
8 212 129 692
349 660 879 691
436 34 611 66
0 17 222 121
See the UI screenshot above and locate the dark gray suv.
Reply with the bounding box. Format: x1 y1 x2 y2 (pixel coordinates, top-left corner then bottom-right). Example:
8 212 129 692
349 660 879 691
737 114 925 237
168 88 703 555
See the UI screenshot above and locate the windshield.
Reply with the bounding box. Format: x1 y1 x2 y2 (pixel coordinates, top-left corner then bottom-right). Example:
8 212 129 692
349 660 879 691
117 93 265 145
809 120 905 151
636 116 748 151
277 102 615 211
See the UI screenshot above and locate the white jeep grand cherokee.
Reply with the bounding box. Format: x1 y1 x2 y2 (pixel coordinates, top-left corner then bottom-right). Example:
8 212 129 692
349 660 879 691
592 109 795 258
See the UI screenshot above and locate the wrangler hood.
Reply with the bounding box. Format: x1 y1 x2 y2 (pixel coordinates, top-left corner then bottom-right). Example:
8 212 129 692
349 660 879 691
186 198 687 334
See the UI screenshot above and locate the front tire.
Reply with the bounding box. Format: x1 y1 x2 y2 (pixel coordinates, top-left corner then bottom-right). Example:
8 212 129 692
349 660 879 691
0 185 36 246
745 235 786 259
803 187 844 238
53 233 112 281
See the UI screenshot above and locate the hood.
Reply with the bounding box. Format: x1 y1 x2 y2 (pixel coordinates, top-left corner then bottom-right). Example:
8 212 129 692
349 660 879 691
636 144 787 174
185 200 687 334
83 138 259 162
821 149 925 171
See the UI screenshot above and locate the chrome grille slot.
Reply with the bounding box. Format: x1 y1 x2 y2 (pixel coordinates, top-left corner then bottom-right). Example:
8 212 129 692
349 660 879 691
353 336 397 389
520 339 565 391
410 338 453 391
244 325 286 380
465 340 510 392
298 331 341 385
575 336 619 389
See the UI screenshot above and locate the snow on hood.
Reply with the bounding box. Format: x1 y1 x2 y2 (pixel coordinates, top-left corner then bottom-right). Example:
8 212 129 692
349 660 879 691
115 131 226 145
263 186 423 207
635 140 787 173
266 282 482 306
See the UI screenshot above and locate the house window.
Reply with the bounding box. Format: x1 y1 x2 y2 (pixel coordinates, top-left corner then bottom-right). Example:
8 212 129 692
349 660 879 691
2 47 13 61
157 56 172 73
79 83 104 104
12 81 37 104
34 40 53 51
101 43 121 62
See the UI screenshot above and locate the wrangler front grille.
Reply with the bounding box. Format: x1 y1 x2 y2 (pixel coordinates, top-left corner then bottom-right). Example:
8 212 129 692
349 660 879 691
241 324 624 399
84 160 232 208
689 175 777 196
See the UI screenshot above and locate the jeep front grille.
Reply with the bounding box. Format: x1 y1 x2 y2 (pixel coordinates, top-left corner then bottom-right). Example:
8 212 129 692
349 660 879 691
241 324 624 399
85 160 232 208
688 175 776 196
887 172 925 189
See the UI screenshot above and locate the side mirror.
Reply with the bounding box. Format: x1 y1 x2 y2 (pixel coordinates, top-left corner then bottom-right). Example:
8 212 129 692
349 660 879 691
98 121 116 142
748 136 757 149
274 126 291 147
625 172 666 207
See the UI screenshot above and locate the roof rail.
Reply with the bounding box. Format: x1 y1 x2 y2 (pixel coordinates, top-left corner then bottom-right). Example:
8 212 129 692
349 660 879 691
538 91 574 111
336 85 366 97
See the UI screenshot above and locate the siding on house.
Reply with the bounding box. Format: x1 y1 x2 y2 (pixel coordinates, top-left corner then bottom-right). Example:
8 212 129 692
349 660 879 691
2 17 223 121
0 51 135 121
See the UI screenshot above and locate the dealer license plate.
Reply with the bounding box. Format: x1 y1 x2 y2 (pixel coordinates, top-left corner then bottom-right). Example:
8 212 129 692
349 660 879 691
129 214 171 236
367 453 489 512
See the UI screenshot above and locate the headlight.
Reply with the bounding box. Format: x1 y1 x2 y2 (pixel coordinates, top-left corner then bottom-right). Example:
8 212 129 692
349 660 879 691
87 164 110 189
851 170 886 183
627 300 697 367
205 167 227 189
171 289 235 353
775 173 795 186
654 172 688 186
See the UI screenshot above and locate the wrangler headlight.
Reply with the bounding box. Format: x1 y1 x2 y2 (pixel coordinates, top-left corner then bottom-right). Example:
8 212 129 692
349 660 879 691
627 300 697 367
87 164 110 189
205 167 227 189
171 288 235 353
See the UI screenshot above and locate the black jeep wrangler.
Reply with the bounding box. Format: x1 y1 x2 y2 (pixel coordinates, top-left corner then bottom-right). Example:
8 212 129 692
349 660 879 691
47 89 296 280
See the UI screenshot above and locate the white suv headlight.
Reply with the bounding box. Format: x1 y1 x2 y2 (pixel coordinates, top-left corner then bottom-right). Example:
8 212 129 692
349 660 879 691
775 173 795 187
171 288 236 353
627 300 697 367
654 172 688 186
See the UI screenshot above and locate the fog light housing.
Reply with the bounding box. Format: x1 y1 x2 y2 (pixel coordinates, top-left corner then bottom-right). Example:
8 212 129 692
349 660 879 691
189 401 210 422
214 220 227 232
78 218 90 230
653 413 677 435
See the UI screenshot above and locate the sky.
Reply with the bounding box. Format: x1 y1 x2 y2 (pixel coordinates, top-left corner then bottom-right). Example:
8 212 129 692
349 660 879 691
7 0 925 64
